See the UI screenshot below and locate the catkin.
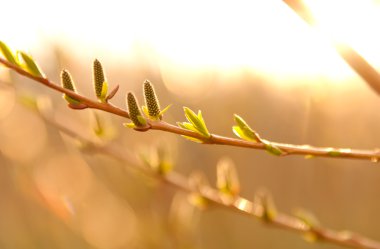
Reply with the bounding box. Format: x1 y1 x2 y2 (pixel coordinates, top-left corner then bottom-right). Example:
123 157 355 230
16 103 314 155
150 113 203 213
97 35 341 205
127 92 144 126
61 70 76 92
93 59 105 98
143 80 161 118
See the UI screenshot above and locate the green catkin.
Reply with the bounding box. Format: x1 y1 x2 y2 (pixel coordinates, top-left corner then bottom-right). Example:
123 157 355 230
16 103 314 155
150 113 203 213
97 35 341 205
61 70 76 91
61 70 79 102
93 59 105 98
143 80 161 118
127 92 144 126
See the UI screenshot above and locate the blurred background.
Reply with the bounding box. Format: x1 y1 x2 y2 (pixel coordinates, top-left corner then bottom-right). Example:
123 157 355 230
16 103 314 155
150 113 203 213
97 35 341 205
1 0 380 248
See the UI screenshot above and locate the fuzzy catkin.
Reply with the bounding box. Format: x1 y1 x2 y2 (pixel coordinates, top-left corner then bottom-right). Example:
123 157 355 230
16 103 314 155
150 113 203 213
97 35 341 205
61 70 76 92
143 80 161 118
93 59 105 98
127 92 144 126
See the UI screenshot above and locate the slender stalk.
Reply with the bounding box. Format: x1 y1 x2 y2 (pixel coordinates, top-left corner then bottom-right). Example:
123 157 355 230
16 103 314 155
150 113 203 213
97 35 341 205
40 111 380 249
282 0 380 96
1 56 380 162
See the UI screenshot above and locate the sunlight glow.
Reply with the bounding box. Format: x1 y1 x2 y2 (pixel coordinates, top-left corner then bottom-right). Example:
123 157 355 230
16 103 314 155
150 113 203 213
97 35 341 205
1 0 379 78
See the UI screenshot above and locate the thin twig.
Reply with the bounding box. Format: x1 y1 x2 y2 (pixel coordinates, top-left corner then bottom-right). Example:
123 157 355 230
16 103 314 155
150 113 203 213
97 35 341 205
1 56 380 162
282 0 380 96
38 109 380 249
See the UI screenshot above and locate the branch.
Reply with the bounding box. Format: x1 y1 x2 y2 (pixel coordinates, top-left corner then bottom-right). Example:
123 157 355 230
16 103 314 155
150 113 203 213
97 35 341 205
282 0 380 96
2 47 380 249
35 105 380 249
1 56 380 162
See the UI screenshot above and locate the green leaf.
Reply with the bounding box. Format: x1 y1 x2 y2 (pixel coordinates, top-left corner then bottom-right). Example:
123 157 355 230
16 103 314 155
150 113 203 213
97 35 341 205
19 94 38 111
181 135 204 143
255 190 277 222
183 107 210 138
233 114 261 142
158 104 172 116
216 158 240 196
232 126 254 141
177 122 200 133
18 51 45 77
99 81 108 102
196 110 209 134
264 142 284 156
0 41 17 65
294 209 320 227
92 112 104 136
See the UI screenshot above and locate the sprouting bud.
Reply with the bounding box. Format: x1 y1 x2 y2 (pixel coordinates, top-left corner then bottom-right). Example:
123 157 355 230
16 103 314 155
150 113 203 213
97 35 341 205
0 41 18 65
216 158 240 197
188 170 209 210
60 70 80 104
93 59 108 101
254 190 277 222
127 92 146 127
18 51 45 78
293 208 321 242
143 80 161 119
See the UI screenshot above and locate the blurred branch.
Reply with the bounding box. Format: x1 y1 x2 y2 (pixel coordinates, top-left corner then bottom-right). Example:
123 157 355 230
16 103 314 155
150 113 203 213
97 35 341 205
283 0 380 96
1 56 380 162
35 107 380 249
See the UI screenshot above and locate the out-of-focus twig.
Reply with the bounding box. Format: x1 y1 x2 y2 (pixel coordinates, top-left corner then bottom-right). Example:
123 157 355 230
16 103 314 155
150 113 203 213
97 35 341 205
283 0 380 96
37 108 380 249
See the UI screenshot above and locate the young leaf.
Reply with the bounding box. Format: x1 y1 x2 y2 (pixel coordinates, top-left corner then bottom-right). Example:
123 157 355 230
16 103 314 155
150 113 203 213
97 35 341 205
143 80 162 120
294 209 321 243
264 142 284 156
126 92 146 127
294 209 320 228
232 126 252 141
255 190 277 222
0 41 18 65
158 104 172 117
93 59 108 102
233 114 261 142
216 158 240 196
92 112 105 137
181 135 204 143
183 107 210 138
188 170 209 209
60 70 81 105
177 122 200 133
156 144 173 174
18 51 45 77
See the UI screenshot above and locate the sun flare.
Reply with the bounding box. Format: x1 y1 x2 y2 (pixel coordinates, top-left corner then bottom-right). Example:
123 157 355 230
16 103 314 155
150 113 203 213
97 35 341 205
1 0 379 79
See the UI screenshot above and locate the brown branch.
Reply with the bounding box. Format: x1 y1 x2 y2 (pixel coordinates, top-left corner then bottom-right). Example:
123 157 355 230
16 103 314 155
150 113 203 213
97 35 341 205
282 0 380 96
1 56 380 162
38 109 380 249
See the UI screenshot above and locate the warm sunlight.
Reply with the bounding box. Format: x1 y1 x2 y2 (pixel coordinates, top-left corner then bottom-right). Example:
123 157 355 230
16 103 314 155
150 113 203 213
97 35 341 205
1 0 379 78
